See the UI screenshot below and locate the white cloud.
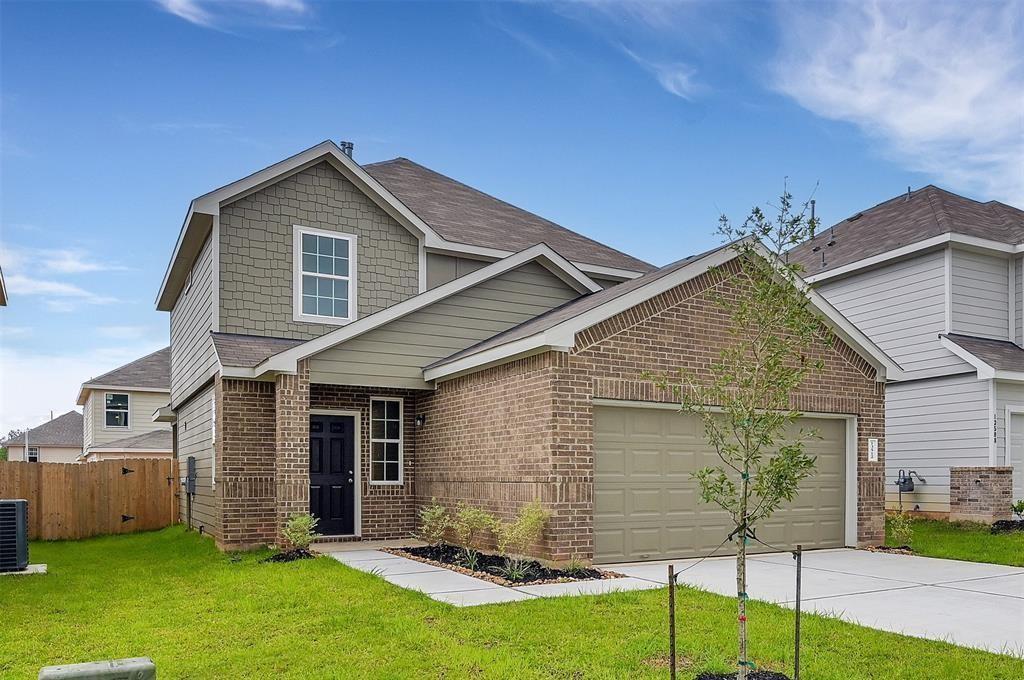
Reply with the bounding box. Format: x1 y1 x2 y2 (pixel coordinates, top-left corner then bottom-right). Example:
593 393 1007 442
5 274 116 306
773 0 1024 204
622 47 700 100
155 0 311 30
0 344 165 434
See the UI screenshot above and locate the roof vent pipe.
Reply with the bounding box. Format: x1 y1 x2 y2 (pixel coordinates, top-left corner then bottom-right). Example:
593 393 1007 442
339 141 354 158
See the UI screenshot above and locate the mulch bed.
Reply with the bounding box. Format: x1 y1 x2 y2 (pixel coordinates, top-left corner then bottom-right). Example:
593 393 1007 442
385 544 623 586
864 545 913 555
991 519 1024 534
696 673 790 680
262 548 317 563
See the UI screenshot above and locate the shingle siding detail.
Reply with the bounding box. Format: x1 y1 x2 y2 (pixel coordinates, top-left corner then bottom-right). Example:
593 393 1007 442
218 161 420 340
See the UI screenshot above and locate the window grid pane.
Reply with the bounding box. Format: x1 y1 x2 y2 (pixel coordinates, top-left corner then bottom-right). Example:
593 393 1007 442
370 399 401 483
297 231 352 319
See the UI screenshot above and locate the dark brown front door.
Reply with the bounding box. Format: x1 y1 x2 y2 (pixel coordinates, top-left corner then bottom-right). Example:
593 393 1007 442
309 414 356 535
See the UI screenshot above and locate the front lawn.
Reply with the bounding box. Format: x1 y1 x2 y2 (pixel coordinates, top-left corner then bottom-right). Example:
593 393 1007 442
887 515 1024 567
1 528 1021 679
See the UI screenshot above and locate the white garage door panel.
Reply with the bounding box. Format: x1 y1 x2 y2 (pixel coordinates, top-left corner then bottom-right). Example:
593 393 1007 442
594 405 848 563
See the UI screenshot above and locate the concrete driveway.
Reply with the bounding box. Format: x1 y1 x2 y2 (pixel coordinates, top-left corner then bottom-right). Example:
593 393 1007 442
606 549 1024 657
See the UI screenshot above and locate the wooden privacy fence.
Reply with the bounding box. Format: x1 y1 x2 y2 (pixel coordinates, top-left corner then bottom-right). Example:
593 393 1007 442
0 459 177 540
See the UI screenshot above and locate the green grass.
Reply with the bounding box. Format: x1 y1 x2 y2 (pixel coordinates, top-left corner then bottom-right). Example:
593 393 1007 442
1 528 1021 679
887 515 1024 567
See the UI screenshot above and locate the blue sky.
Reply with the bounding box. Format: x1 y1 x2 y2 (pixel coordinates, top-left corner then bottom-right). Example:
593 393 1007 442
1 0 1021 432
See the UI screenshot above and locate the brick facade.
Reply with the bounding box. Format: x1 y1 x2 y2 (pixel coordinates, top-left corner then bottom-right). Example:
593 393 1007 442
949 466 1013 523
275 362 311 535
418 261 887 561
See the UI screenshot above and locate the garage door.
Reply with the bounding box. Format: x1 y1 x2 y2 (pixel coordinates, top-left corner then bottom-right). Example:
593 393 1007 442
1011 414 1024 500
593 405 848 563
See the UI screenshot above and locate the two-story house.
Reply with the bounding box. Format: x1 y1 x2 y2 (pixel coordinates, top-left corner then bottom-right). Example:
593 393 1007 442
790 186 1024 521
75 347 173 462
155 140 899 563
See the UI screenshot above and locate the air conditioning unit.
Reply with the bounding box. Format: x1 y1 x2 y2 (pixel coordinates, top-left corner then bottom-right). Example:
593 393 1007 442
0 499 29 572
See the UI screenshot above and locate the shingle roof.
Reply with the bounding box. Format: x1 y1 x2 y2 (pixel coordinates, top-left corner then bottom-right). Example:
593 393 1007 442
365 158 654 274
788 186 1024 277
96 429 173 451
213 332 305 368
2 410 83 447
426 244 723 370
942 334 1024 373
83 347 171 390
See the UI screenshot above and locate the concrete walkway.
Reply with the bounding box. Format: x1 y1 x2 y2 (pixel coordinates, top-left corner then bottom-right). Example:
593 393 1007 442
323 548 661 606
607 549 1024 657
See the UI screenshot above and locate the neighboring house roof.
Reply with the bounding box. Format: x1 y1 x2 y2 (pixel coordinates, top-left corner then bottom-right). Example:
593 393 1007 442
77 347 171 405
940 334 1024 380
240 243 599 377
424 240 903 383
90 429 173 452
157 140 651 311
213 333 305 368
1 410 83 447
0 263 7 306
364 158 653 274
789 186 1024 280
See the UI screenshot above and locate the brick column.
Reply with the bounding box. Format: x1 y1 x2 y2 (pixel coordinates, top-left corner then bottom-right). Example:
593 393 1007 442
949 466 1013 523
275 360 310 543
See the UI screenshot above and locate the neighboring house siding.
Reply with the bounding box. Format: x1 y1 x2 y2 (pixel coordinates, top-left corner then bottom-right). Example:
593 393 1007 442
996 380 1024 468
219 161 420 340
83 393 96 450
950 248 1010 341
425 253 487 289
5 445 82 463
884 374 992 513
308 262 581 389
86 391 171 448
170 233 218 406
176 385 218 535
817 250 967 377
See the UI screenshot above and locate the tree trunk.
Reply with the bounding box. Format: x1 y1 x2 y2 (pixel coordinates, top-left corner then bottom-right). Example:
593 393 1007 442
737 531 748 680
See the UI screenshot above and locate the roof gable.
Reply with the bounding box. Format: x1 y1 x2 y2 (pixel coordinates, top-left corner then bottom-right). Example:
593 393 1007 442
77 347 171 404
789 185 1023 279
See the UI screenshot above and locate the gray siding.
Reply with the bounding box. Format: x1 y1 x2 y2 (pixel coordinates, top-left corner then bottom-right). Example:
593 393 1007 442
425 253 488 289
950 248 1010 340
170 233 218 406
219 161 420 339
995 380 1024 467
176 385 218 536
309 262 581 389
85 390 171 449
817 250 967 377
884 374 992 513
1016 257 1022 346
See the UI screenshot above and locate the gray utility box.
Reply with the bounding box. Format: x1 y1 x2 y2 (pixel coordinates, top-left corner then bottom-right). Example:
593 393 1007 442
39 658 156 680
0 498 29 572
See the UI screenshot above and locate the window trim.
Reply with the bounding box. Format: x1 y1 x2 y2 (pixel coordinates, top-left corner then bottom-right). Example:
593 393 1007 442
103 392 131 430
368 397 403 485
292 225 358 326
27 446 39 463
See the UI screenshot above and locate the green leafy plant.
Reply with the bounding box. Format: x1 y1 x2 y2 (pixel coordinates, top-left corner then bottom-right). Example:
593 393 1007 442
417 498 449 546
564 555 591 578
492 501 548 581
1011 499 1024 522
645 186 823 680
889 511 914 548
282 513 320 551
452 503 495 571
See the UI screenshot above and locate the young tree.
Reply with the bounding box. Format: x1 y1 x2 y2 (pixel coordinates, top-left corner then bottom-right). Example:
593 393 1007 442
648 187 824 679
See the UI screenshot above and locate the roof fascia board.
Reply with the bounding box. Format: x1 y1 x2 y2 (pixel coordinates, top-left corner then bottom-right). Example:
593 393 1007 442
805 233 1021 284
88 447 173 453
77 384 170 405
994 370 1024 381
256 244 588 375
424 242 645 280
938 336 995 379
423 338 571 382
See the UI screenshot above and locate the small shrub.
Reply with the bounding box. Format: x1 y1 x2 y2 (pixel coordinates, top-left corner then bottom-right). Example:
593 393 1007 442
493 501 549 578
417 498 449 546
1011 499 1024 521
282 513 320 551
493 557 534 582
452 503 495 571
564 555 590 578
889 511 914 548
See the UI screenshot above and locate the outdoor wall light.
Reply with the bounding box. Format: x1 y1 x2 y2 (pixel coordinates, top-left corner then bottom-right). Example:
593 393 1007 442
415 414 427 428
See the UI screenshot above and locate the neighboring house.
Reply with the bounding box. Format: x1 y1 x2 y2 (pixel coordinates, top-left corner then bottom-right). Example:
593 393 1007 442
3 411 83 462
790 186 1024 519
75 347 173 462
0 263 7 306
156 140 898 562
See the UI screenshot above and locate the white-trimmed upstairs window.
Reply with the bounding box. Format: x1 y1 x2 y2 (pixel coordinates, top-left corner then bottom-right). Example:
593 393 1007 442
104 393 130 429
370 398 402 484
293 225 356 325
27 447 39 463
